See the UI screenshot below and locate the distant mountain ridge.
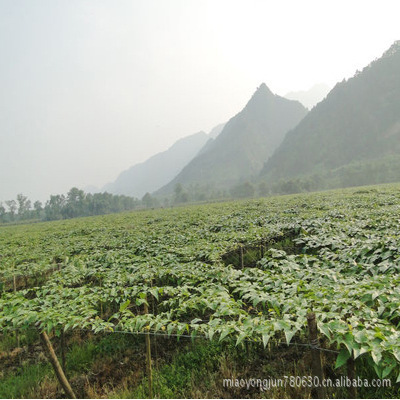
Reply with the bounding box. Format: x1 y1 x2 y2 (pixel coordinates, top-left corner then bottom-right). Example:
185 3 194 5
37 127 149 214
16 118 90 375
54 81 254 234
157 83 308 195
102 131 211 198
101 40 400 201
261 40 400 190
284 83 331 109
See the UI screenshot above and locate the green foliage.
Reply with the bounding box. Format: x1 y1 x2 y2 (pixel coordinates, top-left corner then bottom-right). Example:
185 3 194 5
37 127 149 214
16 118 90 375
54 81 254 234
2 183 400 386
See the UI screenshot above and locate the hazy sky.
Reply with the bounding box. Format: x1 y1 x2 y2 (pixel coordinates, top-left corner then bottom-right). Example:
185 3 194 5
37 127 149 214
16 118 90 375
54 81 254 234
1 0 399 202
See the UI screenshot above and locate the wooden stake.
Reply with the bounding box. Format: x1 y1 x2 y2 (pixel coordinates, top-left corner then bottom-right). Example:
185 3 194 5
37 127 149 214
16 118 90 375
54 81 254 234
144 300 153 398
13 276 20 354
347 356 357 398
307 313 326 399
39 330 76 399
61 331 66 372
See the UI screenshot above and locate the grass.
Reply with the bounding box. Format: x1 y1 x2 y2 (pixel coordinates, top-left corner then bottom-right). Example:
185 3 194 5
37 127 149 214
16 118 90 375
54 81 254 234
0 363 53 399
65 341 98 374
111 341 225 398
1 329 400 398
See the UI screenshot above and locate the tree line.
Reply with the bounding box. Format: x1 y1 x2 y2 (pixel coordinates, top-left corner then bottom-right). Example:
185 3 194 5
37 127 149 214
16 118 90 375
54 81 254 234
0 188 140 223
5 163 388 225
0 182 269 224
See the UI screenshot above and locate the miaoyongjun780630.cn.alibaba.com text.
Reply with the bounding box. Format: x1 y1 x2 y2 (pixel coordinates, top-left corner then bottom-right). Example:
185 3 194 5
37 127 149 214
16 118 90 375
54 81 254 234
222 376 392 391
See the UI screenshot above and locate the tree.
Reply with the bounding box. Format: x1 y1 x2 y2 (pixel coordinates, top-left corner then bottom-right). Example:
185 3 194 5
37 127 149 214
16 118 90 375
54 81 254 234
230 181 255 198
142 192 154 209
17 193 31 218
5 200 17 220
33 201 43 218
62 187 85 219
0 202 6 222
44 195 65 220
174 183 189 204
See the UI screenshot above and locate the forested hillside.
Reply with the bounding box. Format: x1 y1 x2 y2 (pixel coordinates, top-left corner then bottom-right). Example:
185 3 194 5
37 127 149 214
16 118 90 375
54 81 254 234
158 84 307 197
261 41 400 192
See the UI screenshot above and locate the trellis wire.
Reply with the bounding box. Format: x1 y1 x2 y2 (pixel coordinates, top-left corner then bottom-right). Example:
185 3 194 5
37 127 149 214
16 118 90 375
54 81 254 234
0 326 339 354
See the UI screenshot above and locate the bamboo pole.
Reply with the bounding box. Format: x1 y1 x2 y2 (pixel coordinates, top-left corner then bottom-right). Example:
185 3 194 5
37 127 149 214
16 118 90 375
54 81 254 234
144 300 153 398
307 313 326 399
39 330 76 399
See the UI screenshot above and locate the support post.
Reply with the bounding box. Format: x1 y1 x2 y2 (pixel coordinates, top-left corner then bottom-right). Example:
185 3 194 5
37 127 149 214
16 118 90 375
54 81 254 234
239 245 244 269
347 356 357 398
144 300 153 398
61 331 66 372
40 330 76 399
307 313 326 399
13 276 20 353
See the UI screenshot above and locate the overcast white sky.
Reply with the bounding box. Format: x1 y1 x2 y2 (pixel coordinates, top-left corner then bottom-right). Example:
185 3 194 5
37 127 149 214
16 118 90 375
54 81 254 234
1 0 399 202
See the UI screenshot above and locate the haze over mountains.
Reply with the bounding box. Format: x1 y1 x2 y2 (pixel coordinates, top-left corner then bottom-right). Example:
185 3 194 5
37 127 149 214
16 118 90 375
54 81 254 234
102 131 212 198
157 84 307 196
284 83 331 109
99 40 400 201
261 40 400 192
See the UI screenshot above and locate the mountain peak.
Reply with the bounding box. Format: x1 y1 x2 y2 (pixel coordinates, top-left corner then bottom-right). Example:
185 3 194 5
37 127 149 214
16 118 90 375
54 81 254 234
157 82 307 195
383 40 400 58
255 83 274 96
244 83 275 110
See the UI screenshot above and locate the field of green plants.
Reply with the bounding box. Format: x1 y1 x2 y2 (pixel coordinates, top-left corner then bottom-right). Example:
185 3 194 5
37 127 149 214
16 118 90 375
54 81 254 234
1 184 400 398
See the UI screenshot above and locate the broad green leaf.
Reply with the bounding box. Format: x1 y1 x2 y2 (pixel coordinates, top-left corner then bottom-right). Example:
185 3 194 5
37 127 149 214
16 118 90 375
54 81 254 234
284 329 296 345
335 348 351 369
119 299 130 312
208 328 215 341
262 333 270 348
219 327 231 342
371 347 382 364
382 364 395 379
236 332 247 346
318 322 331 339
